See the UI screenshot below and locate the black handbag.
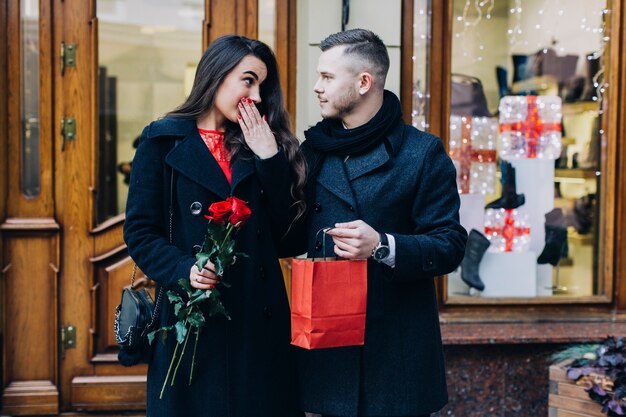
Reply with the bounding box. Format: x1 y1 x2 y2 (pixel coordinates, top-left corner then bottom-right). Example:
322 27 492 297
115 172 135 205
115 146 177 366
114 264 164 366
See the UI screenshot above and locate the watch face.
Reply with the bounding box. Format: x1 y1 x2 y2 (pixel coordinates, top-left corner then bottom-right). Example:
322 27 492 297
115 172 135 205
374 246 390 260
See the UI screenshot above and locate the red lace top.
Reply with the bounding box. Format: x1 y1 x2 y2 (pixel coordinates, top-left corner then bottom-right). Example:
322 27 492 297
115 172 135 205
198 128 232 185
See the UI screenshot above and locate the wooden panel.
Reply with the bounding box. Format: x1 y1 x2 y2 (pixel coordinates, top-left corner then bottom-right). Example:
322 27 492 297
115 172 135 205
549 409 600 417
549 361 606 417
276 0 297 127
1 381 59 416
549 394 605 417
92 215 124 259
6 0 54 218
207 0 258 43
613 0 626 310
207 0 236 43
53 0 99 410
0 0 7 221
400 0 413 125
71 375 146 411
1 225 60 415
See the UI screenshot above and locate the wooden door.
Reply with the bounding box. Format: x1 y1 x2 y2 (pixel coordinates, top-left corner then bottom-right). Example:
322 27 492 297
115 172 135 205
52 0 209 413
0 0 291 413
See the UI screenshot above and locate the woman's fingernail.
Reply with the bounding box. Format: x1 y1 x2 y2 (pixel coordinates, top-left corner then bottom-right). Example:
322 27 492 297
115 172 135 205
263 115 266 121
237 114 242 119
209 285 214 289
241 96 246 101
247 98 253 103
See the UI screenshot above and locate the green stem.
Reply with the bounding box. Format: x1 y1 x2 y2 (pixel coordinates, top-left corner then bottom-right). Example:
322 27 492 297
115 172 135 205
159 339 180 399
170 321 192 386
189 327 201 385
218 224 235 252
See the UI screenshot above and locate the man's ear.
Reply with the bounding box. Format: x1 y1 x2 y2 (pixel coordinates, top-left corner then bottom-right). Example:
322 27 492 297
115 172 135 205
358 72 373 95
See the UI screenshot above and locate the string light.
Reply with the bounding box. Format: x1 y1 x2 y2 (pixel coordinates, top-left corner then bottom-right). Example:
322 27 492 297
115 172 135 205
454 0 494 62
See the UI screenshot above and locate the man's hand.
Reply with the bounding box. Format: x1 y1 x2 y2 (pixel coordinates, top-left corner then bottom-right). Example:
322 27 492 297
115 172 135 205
326 220 379 259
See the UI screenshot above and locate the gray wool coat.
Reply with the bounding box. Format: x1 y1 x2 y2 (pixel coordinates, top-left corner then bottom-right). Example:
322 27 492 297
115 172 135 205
294 120 467 417
123 118 300 417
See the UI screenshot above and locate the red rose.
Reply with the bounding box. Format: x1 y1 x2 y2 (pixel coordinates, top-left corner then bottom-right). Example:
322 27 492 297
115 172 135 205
228 196 252 226
204 200 232 225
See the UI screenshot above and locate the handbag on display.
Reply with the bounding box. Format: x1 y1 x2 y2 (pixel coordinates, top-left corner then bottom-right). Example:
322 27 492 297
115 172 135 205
290 228 368 350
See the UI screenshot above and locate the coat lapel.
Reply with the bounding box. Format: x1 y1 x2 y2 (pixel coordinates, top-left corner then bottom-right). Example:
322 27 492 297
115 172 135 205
317 155 358 209
230 157 255 194
344 141 390 182
165 129 231 199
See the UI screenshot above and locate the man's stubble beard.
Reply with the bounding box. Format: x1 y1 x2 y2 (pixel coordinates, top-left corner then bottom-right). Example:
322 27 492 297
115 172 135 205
324 87 359 121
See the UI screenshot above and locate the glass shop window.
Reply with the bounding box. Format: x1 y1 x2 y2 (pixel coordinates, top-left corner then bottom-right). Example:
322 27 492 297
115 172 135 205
445 0 609 301
96 0 203 223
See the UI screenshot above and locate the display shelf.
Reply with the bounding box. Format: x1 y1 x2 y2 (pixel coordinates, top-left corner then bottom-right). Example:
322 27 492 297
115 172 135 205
555 168 597 179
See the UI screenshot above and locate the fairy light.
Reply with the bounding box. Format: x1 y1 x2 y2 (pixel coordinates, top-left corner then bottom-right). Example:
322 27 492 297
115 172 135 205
593 8 610 115
454 0 494 63
507 0 523 46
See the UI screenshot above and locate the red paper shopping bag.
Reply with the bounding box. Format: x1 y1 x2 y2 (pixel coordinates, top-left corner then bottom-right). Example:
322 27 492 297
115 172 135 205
290 258 368 349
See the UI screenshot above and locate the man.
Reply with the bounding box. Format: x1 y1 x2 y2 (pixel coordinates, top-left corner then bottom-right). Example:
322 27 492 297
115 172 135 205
297 29 467 417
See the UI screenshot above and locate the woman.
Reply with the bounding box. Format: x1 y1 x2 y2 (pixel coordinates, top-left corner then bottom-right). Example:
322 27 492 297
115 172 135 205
124 35 306 417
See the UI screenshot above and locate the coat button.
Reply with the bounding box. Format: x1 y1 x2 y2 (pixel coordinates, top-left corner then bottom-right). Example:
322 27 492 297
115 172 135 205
263 306 272 318
257 228 263 240
314 203 322 213
260 188 265 196
348 205 355 212
259 266 266 280
190 201 203 215
315 240 322 251
192 245 202 255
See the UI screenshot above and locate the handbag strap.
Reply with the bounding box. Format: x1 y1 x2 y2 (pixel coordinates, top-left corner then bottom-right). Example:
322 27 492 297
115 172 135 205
131 138 180 332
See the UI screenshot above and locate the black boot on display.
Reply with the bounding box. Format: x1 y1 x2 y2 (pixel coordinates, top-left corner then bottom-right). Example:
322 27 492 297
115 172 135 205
461 229 491 291
537 208 568 266
486 161 526 209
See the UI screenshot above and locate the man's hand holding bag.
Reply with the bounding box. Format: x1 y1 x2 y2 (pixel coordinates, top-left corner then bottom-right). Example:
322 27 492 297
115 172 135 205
290 228 368 350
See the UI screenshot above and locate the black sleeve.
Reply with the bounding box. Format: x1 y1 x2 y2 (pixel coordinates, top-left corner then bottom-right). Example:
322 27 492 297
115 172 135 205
123 125 196 288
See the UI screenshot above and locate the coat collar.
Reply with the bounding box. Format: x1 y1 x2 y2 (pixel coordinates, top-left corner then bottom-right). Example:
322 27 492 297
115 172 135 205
315 119 405 207
161 118 254 199
317 155 358 209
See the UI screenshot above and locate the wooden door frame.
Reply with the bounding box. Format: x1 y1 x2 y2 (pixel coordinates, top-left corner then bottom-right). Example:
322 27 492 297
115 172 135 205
1 0 60 415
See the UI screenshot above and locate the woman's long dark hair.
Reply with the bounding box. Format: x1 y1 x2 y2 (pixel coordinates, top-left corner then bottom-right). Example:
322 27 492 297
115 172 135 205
167 35 306 221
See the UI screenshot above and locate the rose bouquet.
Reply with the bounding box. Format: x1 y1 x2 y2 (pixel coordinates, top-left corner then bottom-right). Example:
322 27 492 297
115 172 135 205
147 196 252 398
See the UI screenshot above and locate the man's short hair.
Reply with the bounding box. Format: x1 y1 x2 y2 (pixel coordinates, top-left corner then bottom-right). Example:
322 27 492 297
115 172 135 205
320 29 390 83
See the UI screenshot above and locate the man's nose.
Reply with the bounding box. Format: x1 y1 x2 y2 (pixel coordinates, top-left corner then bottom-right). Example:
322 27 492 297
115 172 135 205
313 79 323 94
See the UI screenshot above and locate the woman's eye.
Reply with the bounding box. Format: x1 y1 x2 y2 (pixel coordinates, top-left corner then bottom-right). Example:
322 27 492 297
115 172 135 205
244 78 254 86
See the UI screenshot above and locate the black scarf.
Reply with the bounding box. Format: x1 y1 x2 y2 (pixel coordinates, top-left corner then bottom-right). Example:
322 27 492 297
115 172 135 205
302 89 402 185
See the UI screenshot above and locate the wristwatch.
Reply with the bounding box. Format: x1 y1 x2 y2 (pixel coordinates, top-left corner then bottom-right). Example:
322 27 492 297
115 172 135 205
371 233 390 262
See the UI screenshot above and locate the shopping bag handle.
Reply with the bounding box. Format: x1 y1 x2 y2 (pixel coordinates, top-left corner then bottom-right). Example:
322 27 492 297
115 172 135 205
315 227 335 261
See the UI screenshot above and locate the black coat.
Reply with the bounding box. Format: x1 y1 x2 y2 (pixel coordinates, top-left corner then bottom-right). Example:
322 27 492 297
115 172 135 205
295 121 467 417
124 118 300 417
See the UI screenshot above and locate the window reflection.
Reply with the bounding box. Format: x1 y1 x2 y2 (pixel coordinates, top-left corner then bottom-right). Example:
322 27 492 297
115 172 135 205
21 0 40 198
97 0 203 223
447 0 608 299
412 0 431 131
258 0 277 52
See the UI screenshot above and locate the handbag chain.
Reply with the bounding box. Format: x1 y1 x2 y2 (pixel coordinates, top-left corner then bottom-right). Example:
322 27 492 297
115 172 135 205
130 139 179 335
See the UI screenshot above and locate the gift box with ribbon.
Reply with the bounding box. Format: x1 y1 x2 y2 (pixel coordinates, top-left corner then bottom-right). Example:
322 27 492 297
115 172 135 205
498 95 562 160
449 115 498 195
484 208 531 252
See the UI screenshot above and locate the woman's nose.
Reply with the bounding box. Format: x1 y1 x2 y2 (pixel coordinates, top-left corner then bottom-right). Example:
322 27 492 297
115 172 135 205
249 88 262 104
